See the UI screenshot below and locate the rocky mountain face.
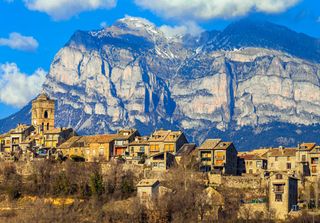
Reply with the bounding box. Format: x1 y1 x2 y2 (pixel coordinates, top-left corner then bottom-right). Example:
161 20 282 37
1 17 320 150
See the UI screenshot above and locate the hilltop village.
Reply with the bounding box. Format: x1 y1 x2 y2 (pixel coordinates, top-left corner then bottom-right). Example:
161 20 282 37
0 94 320 222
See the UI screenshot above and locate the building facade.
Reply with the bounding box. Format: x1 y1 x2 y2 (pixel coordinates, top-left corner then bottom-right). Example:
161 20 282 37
198 139 238 175
148 130 188 155
268 171 298 220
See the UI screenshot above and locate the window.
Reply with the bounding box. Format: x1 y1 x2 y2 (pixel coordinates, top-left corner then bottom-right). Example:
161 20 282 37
256 161 262 168
140 146 145 152
99 148 104 156
287 163 291 170
302 155 306 162
249 169 253 174
150 144 159 152
312 166 317 173
311 158 319 164
287 156 290 161
275 194 282 202
276 174 283 179
44 110 48 119
47 123 49 130
275 157 278 161
274 184 284 193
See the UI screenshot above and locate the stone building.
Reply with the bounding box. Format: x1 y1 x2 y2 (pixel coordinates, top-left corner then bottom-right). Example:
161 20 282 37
198 139 238 175
0 93 75 161
113 129 139 157
128 136 150 157
31 92 55 133
136 179 160 205
268 171 298 220
267 147 297 174
238 153 267 175
58 134 116 162
148 130 188 155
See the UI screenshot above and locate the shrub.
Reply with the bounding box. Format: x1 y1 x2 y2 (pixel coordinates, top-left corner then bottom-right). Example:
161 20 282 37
70 155 85 162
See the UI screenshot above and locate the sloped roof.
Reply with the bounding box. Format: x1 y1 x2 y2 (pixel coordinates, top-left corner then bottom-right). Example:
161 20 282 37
299 143 316 151
137 179 159 187
58 134 116 149
148 130 171 141
44 128 73 134
114 129 137 140
198 139 222 150
216 141 233 150
164 131 183 142
176 143 196 156
239 154 266 160
268 148 296 157
129 136 149 145
58 136 82 149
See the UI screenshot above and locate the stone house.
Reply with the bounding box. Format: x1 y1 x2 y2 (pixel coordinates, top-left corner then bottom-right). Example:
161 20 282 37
238 153 267 175
267 147 297 174
307 144 320 176
113 129 139 157
128 136 150 157
136 179 160 205
148 130 188 155
268 171 298 220
58 134 116 162
198 139 238 175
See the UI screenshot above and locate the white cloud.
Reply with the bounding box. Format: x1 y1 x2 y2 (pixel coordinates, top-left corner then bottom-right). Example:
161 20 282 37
135 0 300 21
160 21 203 37
0 63 46 107
23 0 117 20
0 32 38 52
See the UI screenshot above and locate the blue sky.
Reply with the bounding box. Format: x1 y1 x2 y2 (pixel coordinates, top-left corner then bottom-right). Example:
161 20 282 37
0 0 319 119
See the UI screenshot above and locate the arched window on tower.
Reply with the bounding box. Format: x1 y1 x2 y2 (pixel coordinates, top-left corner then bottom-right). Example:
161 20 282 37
47 123 49 130
44 110 48 119
41 123 44 132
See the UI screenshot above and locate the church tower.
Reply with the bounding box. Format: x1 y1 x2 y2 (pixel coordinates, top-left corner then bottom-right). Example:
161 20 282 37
31 93 55 133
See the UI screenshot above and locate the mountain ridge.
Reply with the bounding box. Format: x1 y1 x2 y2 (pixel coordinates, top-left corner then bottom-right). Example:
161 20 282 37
1 17 319 150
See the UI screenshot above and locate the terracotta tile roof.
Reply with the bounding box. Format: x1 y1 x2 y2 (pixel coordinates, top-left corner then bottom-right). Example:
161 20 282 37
58 134 116 149
44 128 72 134
82 134 117 143
198 139 222 150
239 154 266 160
268 148 297 157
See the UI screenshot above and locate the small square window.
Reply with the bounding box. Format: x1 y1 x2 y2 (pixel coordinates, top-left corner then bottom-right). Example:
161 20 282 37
275 194 282 202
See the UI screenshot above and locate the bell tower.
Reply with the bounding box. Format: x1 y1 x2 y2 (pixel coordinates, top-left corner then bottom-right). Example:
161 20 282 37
31 92 55 133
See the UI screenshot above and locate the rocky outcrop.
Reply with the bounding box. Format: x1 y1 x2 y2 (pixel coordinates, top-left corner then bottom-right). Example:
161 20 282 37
1 17 320 150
